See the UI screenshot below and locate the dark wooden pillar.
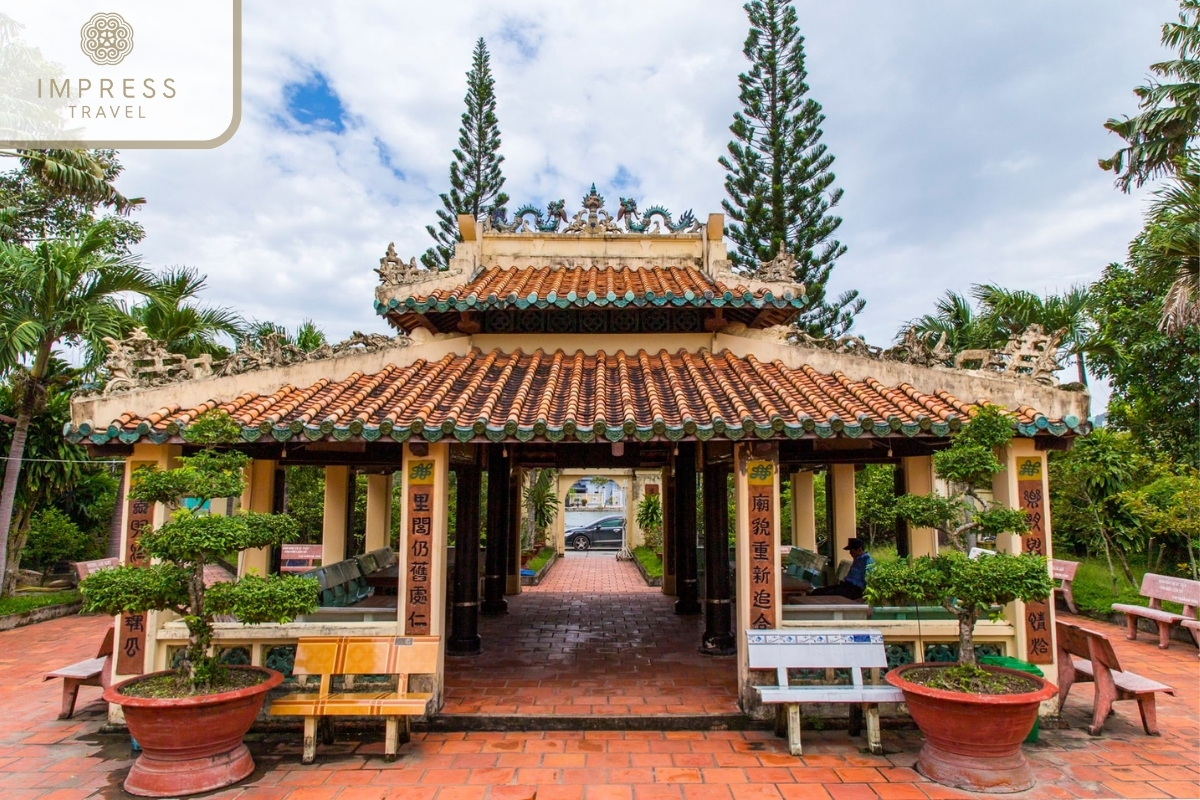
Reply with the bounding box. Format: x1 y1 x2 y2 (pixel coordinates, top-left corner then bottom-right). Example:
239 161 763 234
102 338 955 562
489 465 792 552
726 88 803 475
449 459 482 654
674 442 701 615
507 464 522 595
662 468 677 595
482 444 509 616
344 468 358 558
893 462 910 558
701 460 734 654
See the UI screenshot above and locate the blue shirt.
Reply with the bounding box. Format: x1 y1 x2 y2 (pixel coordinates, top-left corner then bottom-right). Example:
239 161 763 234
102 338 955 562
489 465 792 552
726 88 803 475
844 552 874 589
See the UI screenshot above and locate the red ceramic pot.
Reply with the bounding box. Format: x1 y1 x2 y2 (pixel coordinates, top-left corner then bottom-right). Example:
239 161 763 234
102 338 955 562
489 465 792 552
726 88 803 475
886 662 1057 794
104 666 283 797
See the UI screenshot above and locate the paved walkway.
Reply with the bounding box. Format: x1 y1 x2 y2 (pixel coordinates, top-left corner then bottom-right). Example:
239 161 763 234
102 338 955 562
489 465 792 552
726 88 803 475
444 553 738 716
1 611 1197 799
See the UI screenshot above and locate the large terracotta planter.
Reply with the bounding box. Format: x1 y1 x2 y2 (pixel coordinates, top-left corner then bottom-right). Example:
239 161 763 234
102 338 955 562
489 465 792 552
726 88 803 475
105 666 283 797
886 662 1057 793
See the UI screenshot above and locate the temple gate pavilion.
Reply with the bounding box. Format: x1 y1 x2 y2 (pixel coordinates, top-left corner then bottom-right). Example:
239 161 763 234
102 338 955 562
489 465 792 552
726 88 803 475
68 187 1089 719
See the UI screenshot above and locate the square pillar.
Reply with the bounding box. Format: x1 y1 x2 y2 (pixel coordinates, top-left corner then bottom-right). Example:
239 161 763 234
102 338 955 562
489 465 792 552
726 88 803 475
828 463 857 572
364 473 394 552
902 456 938 557
322 466 351 566
110 443 179 724
790 471 817 552
734 444 781 712
398 443 450 706
993 441 1057 689
238 458 276 577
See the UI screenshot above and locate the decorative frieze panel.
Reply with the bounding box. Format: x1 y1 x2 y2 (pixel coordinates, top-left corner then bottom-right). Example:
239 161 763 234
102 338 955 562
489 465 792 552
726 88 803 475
481 186 703 236
482 307 703 334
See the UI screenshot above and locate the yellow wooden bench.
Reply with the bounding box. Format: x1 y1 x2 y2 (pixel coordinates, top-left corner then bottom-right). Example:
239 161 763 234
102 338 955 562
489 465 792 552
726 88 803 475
269 635 438 763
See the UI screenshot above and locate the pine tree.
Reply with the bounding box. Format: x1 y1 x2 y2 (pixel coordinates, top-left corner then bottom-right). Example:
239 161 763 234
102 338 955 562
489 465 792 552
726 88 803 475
423 38 509 271
720 0 863 337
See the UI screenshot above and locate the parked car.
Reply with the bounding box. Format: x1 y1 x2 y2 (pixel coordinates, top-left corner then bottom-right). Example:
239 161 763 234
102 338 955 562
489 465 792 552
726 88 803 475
565 516 625 550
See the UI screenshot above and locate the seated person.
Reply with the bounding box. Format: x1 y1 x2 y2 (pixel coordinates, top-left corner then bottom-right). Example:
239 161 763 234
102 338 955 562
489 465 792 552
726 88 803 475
810 538 874 600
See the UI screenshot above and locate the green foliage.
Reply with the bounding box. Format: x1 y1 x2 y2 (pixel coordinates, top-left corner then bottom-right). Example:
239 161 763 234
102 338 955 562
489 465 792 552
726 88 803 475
424 37 509 271
125 266 245 358
636 493 663 550
0 589 80 617
20 507 97 573
79 410 318 690
632 545 664 579
1099 1 1200 191
1120 472 1200 579
894 494 962 532
243 319 327 354
865 552 1053 666
523 546 555 574
898 290 1005 357
523 469 559 547
720 0 861 337
286 465 326 543
854 464 896 547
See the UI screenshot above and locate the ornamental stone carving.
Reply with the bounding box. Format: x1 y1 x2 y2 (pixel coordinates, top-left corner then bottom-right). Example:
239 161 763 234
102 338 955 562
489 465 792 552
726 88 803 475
954 325 1062 384
481 186 702 236
754 242 799 284
100 328 213 394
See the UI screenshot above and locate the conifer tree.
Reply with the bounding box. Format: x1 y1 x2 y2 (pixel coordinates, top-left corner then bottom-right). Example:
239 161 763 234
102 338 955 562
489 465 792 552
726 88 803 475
720 0 862 336
423 38 509 270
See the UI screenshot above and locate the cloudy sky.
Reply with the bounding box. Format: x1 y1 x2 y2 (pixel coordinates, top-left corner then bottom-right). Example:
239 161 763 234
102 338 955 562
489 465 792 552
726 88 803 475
104 0 1176 411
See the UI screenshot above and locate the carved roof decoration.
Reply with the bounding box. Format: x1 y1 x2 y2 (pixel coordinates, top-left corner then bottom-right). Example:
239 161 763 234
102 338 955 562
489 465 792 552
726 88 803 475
95 329 412 395
481 186 703 236
68 346 1089 447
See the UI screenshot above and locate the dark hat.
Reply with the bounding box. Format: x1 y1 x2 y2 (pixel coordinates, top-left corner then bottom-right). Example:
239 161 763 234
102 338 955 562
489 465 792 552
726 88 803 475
843 537 866 551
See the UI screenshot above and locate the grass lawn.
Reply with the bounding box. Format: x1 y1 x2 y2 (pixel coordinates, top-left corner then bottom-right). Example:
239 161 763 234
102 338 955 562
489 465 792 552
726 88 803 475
1066 556 1170 616
523 546 556 574
632 545 663 579
0 590 81 617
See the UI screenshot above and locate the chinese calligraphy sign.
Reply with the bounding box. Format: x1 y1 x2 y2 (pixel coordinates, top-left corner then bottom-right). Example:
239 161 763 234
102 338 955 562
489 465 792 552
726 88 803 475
746 459 777 630
405 460 435 636
116 461 155 674
1017 456 1053 664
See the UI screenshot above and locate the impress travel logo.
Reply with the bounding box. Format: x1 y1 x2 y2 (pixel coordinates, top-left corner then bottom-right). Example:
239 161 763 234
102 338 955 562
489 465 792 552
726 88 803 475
1 1 241 148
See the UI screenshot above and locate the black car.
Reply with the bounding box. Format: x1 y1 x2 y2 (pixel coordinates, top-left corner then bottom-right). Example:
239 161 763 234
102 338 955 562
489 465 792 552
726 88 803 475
564 515 626 550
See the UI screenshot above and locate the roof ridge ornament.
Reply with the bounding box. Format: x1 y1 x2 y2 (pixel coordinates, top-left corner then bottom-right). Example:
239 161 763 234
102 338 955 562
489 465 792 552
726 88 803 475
755 242 799 284
480 186 702 235
376 242 463 287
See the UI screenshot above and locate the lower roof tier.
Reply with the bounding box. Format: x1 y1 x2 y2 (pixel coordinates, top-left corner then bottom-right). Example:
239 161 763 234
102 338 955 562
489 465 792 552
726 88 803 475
67 347 1088 447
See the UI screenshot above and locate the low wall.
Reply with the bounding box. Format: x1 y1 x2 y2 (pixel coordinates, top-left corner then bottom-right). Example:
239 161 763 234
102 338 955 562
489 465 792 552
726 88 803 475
0 601 82 631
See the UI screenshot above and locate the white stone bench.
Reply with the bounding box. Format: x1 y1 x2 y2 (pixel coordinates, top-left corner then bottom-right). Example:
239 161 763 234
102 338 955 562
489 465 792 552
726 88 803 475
747 630 903 756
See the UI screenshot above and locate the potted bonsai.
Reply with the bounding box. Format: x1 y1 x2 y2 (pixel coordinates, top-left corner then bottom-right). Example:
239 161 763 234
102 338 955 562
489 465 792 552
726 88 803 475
865 406 1056 793
80 411 318 797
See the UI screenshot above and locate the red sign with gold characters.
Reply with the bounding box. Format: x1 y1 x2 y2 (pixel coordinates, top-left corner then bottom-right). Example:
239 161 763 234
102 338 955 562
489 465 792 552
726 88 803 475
404 460 435 636
746 459 777 630
1017 456 1053 665
116 461 155 675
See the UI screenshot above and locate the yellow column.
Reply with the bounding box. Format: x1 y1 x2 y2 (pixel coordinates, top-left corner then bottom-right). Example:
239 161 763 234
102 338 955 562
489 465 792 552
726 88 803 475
398 443 450 707
791 471 816 552
322 466 350 566
993 441 1057 694
364 473 394 552
733 444 782 712
111 443 179 724
902 456 938 557
554 472 572 555
828 464 857 569
238 459 276 576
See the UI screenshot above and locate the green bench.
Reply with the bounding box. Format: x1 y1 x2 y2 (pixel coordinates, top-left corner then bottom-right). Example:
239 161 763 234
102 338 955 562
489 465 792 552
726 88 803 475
300 559 369 607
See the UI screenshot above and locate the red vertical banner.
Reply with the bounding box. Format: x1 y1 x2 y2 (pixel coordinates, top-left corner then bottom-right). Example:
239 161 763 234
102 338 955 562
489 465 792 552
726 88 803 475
404 460 435 635
747 459 777 630
1017 456 1053 665
116 461 155 675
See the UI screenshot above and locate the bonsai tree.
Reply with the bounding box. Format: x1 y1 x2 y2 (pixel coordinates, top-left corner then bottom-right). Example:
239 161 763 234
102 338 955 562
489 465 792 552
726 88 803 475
865 405 1053 667
80 410 319 690
636 493 663 551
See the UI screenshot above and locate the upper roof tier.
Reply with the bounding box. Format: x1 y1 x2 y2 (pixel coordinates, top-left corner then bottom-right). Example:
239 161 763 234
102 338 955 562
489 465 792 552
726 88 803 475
374 188 809 334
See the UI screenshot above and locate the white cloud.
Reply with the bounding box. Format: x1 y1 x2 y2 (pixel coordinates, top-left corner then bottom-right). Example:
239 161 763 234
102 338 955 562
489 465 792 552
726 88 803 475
106 0 1176 413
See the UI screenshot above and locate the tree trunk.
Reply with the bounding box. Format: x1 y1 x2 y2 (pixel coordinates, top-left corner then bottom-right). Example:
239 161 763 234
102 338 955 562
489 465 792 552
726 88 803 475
956 611 977 666
0 400 35 598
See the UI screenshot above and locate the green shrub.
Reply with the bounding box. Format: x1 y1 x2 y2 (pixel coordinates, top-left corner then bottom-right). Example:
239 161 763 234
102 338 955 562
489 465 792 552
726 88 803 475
21 508 98 574
636 494 663 550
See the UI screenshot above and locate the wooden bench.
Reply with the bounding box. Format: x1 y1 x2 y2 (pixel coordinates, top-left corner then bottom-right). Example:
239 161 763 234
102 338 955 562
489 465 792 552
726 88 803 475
270 636 438 763
280 544 322 574
71 557 118 583
1111 573 1200 649
1056 620 1175 736
1051 559 1079 614
44 626 113 719
747 630 903 756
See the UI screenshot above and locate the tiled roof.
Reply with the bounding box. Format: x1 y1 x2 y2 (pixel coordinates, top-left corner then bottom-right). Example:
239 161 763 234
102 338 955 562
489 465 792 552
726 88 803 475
375 265 807 317
67 348 1087 446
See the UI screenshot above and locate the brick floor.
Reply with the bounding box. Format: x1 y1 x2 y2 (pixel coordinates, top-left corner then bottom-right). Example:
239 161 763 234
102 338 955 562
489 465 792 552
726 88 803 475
3 611 1197 799
444 553 738 716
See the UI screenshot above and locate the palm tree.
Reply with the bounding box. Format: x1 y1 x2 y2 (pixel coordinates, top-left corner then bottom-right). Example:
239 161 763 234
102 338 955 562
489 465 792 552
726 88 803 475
245 319 327 353
972 284 1100 387
2 149 141 217
897 290 1002 356
0 220 153 594
1135 157 1200 334
127 266 245 357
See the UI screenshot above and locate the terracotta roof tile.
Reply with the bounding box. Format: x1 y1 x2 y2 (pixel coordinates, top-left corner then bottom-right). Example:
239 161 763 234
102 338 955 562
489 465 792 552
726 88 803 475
68 348 1088 446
